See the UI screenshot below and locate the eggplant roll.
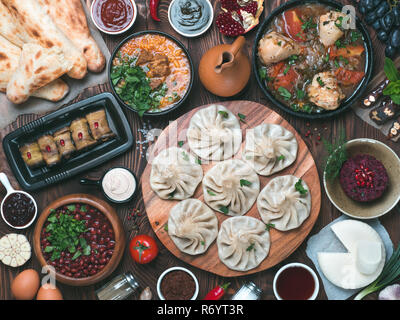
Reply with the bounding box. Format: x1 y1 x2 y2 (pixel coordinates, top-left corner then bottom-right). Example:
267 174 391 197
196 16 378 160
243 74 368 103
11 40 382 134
37 135 61 166
70 118 97 151
85 109 115 141
369 97 400 125
19 142 44 168
53 127 76 159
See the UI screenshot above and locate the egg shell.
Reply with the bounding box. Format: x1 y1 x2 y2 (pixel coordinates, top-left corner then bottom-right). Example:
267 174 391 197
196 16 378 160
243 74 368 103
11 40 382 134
36 284 63 300
11 269 40 300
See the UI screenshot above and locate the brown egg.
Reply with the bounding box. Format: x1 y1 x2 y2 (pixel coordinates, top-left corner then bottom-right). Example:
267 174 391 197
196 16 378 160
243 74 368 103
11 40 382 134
11 269 40 300
36 284 63 300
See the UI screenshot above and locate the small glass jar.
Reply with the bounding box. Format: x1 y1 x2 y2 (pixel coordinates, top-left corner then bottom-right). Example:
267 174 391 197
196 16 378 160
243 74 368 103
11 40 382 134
96 272 140 300
231 281 262 300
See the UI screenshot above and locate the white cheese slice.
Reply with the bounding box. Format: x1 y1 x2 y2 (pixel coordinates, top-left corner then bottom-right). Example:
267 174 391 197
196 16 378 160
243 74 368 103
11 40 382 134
317 220 385 290
356 240 383 275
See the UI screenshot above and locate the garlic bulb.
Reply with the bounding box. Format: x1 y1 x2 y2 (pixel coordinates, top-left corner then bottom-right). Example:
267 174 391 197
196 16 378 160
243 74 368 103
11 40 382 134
0 234 31 267
379 284 400 300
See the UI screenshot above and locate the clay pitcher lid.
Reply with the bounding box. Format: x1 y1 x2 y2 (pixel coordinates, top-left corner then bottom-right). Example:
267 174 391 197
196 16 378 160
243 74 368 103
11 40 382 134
199 36 251 97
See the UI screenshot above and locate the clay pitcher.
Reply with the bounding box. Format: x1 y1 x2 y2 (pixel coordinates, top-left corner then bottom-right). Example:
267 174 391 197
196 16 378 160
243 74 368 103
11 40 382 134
199 36 251 97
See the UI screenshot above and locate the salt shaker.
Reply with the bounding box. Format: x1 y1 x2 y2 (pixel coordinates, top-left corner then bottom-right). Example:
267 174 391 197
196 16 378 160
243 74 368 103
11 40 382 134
231 281 262 300
96 272 140 300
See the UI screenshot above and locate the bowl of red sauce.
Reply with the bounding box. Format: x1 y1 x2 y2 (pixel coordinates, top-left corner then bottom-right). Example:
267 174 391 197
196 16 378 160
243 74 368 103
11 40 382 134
273 263 319 300
91 0 137 35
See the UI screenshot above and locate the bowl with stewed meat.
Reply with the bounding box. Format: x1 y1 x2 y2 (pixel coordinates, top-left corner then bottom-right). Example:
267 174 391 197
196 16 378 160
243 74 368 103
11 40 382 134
33 194 125 286
253 0 373 119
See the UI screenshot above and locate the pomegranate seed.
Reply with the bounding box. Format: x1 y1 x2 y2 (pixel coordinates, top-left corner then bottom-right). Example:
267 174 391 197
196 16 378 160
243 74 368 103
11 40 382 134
78 132 83 140
60 139 65 146
27 152 32 159
46 145 51 152
94 122 99 129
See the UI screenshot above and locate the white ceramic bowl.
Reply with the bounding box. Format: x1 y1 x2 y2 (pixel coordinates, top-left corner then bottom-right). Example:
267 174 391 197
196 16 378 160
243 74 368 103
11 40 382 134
323 138 400 219
157 266 199 300
0 172 37 230
91 0 137 35
273 263 319 300
168 0 213 38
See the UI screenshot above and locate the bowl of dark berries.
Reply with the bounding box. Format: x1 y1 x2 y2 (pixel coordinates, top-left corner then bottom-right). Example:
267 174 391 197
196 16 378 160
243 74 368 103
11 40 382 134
33 194 125 286
323 138 400 219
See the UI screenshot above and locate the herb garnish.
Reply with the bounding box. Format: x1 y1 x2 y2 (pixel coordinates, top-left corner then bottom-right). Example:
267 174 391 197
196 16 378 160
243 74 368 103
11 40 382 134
323 129 347 181
238 113 247 123
278 87 292 100
207 189 216 196
182 151 190 161
111 58 167 116
178 141 185 147
246 243 256 252
164 224 168 231
301 17 317 31
297 89 305 100
277 155 285 161
196 157 202 165
44 211 89 261
295 179 308 195
265 223 275 231
317 76 325 87
240 179 252 187
383 57 400 105
218 110 229 118
350 31 361 43
283 65 291 75
219 206 229 214
335 39 346 49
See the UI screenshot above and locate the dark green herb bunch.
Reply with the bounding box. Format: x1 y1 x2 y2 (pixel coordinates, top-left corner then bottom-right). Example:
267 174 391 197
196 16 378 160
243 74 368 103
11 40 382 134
323 129 348 181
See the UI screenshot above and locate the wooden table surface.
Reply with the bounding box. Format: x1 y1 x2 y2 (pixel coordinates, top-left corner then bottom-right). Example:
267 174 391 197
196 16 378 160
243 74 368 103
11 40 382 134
0 0 399 300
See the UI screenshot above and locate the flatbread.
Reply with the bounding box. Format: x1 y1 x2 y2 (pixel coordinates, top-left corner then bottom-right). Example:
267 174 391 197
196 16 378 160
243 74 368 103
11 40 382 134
6 43 72 104
0 1 28 47
0 34 69 102
2 0 88 79
38 0 105 73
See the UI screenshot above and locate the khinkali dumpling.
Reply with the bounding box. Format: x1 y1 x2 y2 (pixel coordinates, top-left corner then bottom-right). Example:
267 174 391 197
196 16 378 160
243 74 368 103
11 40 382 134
242 123 298 176
150 147 203 200
168 199 218 255
203 159 260 216
187 105 242 161
257 175 311 231
217 216 270 271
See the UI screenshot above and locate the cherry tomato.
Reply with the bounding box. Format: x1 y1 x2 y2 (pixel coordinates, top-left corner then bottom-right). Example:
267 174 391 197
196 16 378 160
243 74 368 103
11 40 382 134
129 235 159 264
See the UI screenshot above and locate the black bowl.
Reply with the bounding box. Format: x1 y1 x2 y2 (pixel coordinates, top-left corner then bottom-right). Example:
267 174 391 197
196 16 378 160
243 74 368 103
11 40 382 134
252 0 374 120
108 30 194 117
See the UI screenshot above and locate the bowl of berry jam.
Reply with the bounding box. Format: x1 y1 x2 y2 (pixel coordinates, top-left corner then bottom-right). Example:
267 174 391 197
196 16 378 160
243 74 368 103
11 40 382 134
0 172 37 229
33 194 125 286
324 139 400 219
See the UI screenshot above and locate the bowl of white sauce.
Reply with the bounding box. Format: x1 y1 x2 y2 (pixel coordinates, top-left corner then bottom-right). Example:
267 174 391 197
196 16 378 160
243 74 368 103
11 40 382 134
80 167 138 204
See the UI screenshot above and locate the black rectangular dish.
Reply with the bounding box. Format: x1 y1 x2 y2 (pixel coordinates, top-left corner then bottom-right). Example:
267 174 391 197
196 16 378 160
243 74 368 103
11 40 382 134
3 92 134 192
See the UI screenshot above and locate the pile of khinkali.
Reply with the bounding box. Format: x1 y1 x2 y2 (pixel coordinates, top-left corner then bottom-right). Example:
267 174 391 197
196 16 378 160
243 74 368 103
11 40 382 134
217 216 271 271
187 105 242 161
150 147 203 200
257 175 311 231
168 199 218 255
202 159 260 216
242 123 298 176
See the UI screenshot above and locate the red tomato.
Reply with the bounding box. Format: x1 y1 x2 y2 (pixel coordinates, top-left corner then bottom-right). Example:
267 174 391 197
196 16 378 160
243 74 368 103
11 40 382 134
268 62 300 92
129 235 159 264
282 10 305 42
334 68 365 86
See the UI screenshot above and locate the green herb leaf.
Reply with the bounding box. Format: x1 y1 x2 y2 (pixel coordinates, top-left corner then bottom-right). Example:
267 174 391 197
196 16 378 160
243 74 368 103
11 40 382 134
218 110 229 118
278 87 292 100
164 224 168 232
295 179 308 195
240 179 252 187
317 76 325 87
72 250 82 261
246 243 256 252
207 189 217 196
182 151 190 161
265 223 275 231
178 141 185 147
283 65 290 75
219 206 229 215
277 155 285 161
384 57 400 82
297 89 305 100
238 113 246 122
201 241 205 246
67 205 76 212
196 157 202 165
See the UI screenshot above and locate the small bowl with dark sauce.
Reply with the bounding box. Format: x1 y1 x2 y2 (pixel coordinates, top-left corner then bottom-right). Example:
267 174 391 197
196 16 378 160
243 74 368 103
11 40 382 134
273 263 319 300
91 0 137 35
0 173 37 229
168 0 213 38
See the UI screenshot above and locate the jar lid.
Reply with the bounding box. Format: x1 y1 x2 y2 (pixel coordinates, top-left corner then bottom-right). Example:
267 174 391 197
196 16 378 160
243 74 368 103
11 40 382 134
124 272 139 290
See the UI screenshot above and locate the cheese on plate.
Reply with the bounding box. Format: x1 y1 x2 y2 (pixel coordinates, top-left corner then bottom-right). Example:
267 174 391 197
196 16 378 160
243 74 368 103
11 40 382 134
317 220 385 289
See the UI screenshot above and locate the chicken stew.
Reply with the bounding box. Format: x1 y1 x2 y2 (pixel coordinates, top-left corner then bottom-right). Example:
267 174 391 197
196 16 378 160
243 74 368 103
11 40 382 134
257 3 367 114
111 34 191 115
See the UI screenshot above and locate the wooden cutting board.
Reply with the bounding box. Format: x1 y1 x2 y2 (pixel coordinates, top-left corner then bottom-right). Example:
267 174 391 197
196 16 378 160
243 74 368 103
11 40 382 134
141 100 321 277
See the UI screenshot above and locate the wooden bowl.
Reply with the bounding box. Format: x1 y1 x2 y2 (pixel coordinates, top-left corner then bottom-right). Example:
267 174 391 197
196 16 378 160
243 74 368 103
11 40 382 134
33 194 126 286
